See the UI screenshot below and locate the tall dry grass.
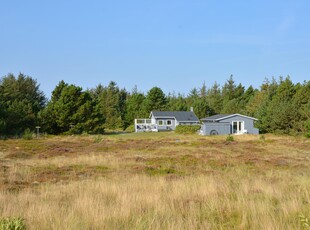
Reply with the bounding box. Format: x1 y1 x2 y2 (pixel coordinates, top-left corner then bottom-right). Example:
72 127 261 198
1 172 309 229
0 133 309 229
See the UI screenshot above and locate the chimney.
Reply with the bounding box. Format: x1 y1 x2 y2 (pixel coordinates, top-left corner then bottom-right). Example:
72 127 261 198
190 107 194 112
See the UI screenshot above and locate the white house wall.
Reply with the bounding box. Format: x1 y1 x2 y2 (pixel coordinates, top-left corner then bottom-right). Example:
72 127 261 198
219 115 259 134
155 118 176 131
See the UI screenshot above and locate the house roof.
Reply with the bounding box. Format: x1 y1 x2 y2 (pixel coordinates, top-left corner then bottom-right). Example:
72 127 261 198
201 113 258 122
151 111 200 122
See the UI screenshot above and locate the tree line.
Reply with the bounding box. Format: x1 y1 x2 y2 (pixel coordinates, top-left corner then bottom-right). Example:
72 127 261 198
0 73 309 136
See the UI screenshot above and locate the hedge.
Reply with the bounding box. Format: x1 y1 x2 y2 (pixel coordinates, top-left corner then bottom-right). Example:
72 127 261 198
175 125 201 134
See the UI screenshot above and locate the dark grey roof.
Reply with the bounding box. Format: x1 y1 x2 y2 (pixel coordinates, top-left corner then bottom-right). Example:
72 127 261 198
201 114 231 121
201 113 258 121
151 111 199 122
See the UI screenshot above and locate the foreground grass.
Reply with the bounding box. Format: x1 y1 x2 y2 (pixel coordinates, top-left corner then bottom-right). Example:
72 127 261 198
0 133 309 229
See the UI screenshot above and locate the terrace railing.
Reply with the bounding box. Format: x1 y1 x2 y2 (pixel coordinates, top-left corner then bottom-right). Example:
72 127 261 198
134 119 158 132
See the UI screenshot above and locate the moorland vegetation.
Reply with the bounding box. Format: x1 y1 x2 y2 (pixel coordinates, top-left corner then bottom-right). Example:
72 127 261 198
0 133 309 229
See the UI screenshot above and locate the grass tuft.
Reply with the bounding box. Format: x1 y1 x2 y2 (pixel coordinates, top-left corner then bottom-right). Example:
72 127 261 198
300 214 310 229
0 217 26 230
22 128 33 140
226 134 234 142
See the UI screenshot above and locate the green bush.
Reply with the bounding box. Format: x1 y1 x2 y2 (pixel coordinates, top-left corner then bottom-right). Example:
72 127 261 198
226 135 234 142
22 128 34 140
125 124 135 133
304 119 310 138
259 134 266 142
0 217 26 230
175 125 201 134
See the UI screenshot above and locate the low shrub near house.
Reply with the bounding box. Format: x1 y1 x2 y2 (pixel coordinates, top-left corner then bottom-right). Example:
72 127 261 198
22 128 34 140
259 134 266 142
226 134 234 142
125 124 135 133
175 125 201 134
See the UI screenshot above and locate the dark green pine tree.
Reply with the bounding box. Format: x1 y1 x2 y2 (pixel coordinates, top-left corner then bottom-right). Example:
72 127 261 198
0 73 46 135
266 100 297 134
193 98 214 119
251 77 279 133
265 76 297 134
200 81 207 98
142 87 167 115
124 87 145 127
40 81 94 134
97 81 127 130
221 75 244 113
206 82 222 114
292 81 310 133
0 100 6 134
166 92 188 111
87 85 106 134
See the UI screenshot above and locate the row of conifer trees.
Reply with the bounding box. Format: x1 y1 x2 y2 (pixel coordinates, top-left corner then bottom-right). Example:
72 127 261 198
0 73 309 136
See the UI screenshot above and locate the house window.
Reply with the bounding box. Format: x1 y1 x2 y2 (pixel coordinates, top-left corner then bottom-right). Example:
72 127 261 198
167 120 172 126
158 120 163 126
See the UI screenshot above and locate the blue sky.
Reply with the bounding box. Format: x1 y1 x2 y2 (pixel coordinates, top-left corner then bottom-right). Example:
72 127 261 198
1 0 310 98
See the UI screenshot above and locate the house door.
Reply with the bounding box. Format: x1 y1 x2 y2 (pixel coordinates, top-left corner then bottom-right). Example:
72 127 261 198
232 121 244 134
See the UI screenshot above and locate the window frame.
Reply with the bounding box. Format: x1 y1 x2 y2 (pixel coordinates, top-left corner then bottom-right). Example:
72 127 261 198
232 121 244 134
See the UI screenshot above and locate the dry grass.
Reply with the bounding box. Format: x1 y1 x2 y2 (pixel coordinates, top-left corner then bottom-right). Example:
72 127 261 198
0 133 309 229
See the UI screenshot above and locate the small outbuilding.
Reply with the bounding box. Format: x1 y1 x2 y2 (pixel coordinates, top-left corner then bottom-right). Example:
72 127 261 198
201 114 259 135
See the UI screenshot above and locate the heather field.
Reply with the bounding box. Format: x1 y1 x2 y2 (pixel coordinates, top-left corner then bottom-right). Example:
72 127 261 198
0 133 309 229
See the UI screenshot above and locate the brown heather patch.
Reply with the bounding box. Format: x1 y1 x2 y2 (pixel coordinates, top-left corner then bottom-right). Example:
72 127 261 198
0 162 109 191
31 164 109 182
